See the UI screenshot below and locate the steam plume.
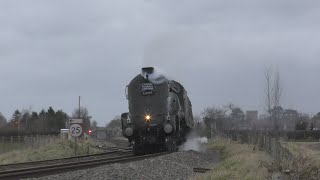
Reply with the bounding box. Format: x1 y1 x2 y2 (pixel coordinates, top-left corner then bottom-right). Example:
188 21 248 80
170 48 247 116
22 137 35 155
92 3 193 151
141 67 169 84
179 131 207 152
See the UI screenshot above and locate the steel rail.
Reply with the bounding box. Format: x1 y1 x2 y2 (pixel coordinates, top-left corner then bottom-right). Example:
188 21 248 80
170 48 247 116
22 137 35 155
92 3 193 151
0 150 131 172
0 152 169 180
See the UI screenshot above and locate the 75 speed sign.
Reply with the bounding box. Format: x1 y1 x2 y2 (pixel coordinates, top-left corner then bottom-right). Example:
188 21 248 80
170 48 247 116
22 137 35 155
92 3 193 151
69 124 83 137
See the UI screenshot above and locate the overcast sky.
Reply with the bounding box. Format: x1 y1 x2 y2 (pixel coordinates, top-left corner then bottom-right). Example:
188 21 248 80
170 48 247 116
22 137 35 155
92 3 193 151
0 0 319 126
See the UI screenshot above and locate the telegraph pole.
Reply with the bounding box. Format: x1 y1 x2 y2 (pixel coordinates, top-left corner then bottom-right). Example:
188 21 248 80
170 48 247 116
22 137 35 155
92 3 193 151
79 96 81 118
211 119 213 139
75 96 81 156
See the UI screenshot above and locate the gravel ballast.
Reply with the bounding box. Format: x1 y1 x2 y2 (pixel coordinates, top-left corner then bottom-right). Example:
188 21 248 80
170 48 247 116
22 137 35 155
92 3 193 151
29 150 219 180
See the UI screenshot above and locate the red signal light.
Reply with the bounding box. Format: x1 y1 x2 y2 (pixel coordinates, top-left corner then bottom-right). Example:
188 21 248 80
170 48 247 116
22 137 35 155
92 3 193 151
88 129 92 135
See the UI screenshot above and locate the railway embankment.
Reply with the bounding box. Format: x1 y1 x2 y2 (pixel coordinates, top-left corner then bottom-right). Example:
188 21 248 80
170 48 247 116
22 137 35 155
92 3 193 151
196 138 271 179
197 132 320 180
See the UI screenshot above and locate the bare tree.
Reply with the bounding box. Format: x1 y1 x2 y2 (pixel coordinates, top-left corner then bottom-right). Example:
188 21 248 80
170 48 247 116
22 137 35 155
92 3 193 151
91 120 98 130
106 116 121 129
264 67 272 115
72 107 92 132
264 67 283 111
193 114 202 124
272 70 282 108
264 67 284 132
202 106 229 137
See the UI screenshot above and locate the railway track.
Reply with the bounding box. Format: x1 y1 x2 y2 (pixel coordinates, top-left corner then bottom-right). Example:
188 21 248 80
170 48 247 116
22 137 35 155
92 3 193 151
94 138 131 152
0 150 132 172
0 151 169 180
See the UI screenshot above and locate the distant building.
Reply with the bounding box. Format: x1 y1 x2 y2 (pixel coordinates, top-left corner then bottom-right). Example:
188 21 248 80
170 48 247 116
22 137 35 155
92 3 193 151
94 127 107 140
245 111 258 130
60 129 69 139
282 109 299 131
246 111 258 122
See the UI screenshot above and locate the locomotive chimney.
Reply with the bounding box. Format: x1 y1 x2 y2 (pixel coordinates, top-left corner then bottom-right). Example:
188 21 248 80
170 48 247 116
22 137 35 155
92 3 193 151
142 67 154 74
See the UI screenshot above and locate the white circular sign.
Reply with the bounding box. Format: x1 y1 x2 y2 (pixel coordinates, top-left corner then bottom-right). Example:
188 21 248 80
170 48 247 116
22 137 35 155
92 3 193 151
69 124 83 137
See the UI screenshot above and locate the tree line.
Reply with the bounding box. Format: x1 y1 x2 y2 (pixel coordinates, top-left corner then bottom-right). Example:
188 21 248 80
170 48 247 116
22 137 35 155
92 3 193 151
0 107 95 136
194 103 320 138
194 66 320 137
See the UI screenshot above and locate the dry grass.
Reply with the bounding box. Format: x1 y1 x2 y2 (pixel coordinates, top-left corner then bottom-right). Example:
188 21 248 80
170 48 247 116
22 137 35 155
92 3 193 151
196 138 271 180
0 139 103 165
261 155 320 180
281 141 320 164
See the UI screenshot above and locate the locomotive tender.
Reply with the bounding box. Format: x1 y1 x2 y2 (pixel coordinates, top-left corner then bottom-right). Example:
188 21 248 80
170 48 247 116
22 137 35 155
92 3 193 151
121 67 194 154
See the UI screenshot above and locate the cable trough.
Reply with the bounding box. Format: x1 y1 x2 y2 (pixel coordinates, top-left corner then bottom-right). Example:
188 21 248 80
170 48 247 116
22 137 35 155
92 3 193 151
193 167 212 173
0 151 168 180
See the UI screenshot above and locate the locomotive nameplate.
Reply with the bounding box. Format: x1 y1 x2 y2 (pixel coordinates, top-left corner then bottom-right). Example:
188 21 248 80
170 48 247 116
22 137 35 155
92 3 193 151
140 83 156 95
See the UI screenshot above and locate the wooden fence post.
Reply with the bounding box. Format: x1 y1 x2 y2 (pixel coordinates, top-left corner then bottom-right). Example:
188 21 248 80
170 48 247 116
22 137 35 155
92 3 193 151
31 136 34 149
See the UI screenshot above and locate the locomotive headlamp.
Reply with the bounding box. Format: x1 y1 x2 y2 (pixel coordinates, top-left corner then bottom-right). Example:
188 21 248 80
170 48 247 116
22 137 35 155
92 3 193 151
145 115 152 122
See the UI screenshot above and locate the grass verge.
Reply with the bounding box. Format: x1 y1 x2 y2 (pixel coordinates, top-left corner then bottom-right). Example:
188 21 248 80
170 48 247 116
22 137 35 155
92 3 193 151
281 141 320 164
0 139 103 165
196 138 271 180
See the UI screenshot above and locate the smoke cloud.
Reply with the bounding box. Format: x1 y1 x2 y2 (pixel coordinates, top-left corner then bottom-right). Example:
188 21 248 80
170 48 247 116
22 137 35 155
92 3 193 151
179 131 207 152
141 67 169 84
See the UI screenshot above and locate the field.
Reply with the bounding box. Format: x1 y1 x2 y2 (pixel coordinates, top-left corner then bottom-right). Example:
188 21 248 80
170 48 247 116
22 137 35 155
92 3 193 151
196 138 271 180
0 139 103 165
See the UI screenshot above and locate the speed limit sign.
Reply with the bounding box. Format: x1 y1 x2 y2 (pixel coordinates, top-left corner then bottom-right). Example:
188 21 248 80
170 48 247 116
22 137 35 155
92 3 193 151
69 124 83 137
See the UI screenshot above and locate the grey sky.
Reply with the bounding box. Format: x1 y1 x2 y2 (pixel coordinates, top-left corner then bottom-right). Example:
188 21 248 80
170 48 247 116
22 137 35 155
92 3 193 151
0 0 319 126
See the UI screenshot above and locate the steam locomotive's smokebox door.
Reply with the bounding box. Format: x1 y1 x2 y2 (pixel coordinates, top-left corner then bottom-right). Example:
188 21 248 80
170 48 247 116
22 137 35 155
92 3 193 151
142 67 154 74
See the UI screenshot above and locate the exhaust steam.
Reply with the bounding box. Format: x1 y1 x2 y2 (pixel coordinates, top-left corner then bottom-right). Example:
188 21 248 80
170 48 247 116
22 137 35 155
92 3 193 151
141 67 168 84
179 131 208 152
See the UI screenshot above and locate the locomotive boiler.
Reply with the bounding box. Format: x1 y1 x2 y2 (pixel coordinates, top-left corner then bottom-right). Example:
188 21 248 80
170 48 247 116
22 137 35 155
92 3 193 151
121 67 194 154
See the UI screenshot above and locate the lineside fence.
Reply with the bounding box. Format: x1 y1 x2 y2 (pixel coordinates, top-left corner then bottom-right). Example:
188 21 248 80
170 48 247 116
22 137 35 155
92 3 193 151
224 130 293 160
0 135 59 154
223 130 320 179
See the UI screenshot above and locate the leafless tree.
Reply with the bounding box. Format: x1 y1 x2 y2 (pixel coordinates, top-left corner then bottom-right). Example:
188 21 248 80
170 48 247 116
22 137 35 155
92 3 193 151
72 107 92 132
272 70 282 108
264 67 273 115
91 120 98 130
264 67 284 133
193 114 202 124
264 67 283 112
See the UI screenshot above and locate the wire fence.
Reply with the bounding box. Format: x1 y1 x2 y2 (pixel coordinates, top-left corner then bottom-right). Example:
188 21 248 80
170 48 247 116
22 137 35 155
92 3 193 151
0 135 59 154
225 130 293 160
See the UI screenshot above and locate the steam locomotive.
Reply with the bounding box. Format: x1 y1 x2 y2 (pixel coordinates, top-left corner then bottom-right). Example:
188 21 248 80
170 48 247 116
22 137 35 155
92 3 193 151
121 67 194 154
